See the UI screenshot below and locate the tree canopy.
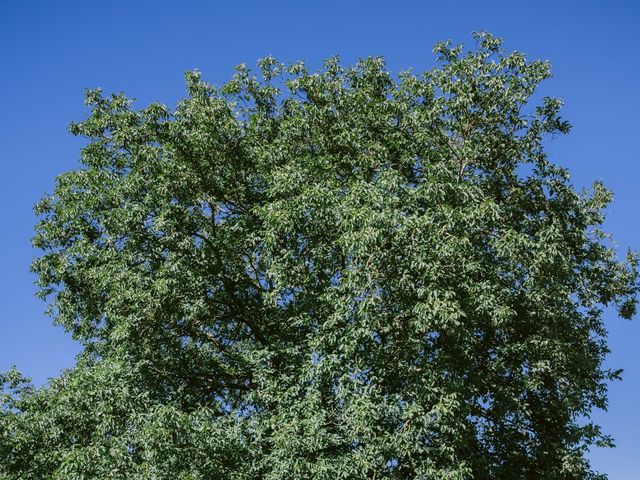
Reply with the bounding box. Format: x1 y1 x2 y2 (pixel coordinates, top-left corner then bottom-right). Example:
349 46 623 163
1 32 638 479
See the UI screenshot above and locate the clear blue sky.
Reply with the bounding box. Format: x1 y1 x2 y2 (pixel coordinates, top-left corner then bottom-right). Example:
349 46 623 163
1 1 638 477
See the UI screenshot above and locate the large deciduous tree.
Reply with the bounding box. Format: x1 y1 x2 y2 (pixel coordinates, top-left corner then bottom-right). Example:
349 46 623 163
1 33 638 479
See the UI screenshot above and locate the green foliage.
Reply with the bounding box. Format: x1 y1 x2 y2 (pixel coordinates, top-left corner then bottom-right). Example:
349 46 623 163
2 32 638 479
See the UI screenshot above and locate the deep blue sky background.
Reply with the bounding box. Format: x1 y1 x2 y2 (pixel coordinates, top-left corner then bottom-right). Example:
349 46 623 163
1 1 639 477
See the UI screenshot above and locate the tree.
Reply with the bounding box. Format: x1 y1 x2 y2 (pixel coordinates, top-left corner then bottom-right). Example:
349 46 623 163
1 32 638 479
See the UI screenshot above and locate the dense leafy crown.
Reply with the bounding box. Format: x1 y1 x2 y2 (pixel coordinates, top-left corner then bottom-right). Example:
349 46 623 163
1 33 638 479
